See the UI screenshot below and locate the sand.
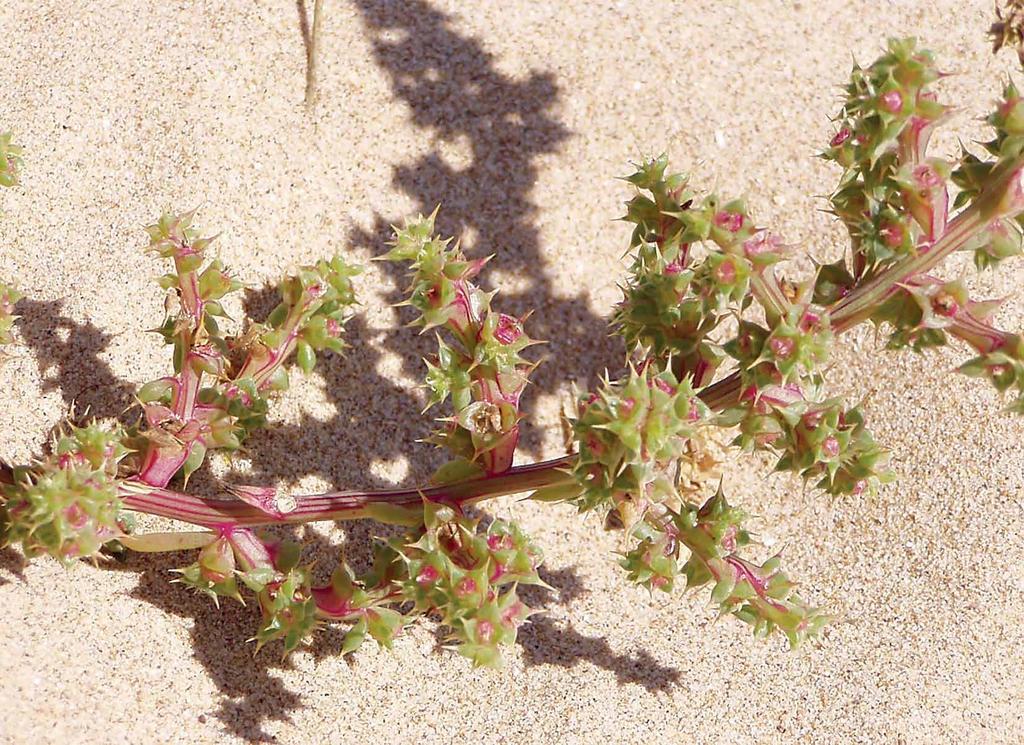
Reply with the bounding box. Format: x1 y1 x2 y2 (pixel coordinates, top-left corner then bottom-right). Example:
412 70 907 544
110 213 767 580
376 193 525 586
1 1 1022 742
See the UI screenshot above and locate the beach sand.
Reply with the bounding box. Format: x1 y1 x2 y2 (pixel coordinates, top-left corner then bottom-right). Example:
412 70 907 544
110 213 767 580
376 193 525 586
1 1 1022 742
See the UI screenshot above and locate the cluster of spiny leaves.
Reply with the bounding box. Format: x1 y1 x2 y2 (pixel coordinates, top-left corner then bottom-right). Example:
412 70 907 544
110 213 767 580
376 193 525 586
1 421 130 560
384 210 539 482
722 309 889 496
824 38 1024 279
171 500 542 666
823 39 1024 411
609 153 893 499
620 489 828 646
586 37 1024 631
381 501 541 667
568 365 705 515
943 79 1024 411
130 210 361 487
825 38 952 270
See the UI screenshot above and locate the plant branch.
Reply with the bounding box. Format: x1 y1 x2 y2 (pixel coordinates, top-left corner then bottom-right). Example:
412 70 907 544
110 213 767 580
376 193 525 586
118 458 573 528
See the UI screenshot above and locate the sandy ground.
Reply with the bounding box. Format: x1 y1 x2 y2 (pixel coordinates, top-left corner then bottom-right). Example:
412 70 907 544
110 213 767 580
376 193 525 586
1 1 1023 742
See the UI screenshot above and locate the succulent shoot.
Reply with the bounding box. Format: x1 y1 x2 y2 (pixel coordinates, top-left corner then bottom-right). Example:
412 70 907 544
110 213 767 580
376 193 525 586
3 38 1024 667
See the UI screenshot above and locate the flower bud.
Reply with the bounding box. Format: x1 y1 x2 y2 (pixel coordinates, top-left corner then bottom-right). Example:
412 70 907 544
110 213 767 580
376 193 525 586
994 164 1024 218
879 90 903 114
493 313 523 345
830 127 852 148
714 211 744 233
198 536 237 584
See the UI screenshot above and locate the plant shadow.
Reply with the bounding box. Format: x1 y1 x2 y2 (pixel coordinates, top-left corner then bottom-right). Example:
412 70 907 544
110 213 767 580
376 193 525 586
108 526 342 742
349 0 622 455
0 546 27 587
110 532 677 740
15 297 136 421
518 570 681 694
233 285 446 489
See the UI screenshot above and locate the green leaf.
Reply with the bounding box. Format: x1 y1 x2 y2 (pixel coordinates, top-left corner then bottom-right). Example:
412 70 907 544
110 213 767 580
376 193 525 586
429 458 485 486
137 378 175 403
342 618 368 655
296 339 316 375
365 607 404 648
528 481 584 503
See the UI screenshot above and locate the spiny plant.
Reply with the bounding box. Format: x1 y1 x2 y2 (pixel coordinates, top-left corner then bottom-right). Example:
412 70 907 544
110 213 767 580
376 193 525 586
4 37 1024 666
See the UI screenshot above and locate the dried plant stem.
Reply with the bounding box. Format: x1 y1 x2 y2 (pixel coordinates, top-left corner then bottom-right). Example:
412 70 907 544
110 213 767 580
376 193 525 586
304 0 325 108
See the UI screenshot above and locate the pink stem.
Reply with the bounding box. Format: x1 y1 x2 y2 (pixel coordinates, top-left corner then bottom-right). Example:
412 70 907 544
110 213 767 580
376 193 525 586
119 458 572 528
137 259 209 488
233 307 304 389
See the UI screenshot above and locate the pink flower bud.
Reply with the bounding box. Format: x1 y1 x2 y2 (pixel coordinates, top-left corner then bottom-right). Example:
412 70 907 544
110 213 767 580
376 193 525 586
714 259 737 284
325 318 342 338
830 127 852 147
64 503 89 529
494 314 523 345
417 565 439 585
664 256 687 274
653 378 675 395
769 336 795 359
476 620 494 643
714 211 744 233
931 291 959 317
487 533 514 552
880 221 904 247
880 90 903 113
799 310 822 333
822 435 840 459
310 587 351 617
224 384 253 406
455 577 477 597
